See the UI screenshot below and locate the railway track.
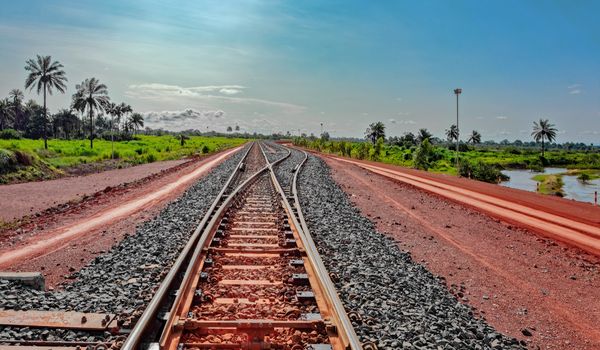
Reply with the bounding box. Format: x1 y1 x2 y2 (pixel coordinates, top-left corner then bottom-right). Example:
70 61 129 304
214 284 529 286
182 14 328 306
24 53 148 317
0 142 362 350
123 141 361 349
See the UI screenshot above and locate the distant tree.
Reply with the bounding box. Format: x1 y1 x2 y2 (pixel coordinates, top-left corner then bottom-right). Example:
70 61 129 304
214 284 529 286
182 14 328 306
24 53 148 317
71 78 110 148
52 109 79 139
320 131 330 141
129 113 144 135
0 99 15 130
468 130 482 144
24 55 67 149
365 121 385 144
531 119 557 157
445 124 458 142
235 125 240 131
416 128 432 144
227 126 233 132
8 89 24 131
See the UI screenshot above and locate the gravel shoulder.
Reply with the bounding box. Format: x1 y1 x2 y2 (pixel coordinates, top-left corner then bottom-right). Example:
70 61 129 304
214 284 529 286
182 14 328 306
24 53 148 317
324 155 600 350
297 154 525 349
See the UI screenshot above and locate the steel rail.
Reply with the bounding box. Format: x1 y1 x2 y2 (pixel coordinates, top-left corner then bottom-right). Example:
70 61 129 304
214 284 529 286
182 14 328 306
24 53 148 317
157 141 291 349
266 144 363 350
121 143 255 350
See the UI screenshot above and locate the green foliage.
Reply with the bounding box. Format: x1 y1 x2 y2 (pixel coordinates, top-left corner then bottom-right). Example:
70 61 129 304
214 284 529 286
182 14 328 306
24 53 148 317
0 129 22 139
459 161 508 183
0 135 247 183
578 173 591 183
413 139 435 170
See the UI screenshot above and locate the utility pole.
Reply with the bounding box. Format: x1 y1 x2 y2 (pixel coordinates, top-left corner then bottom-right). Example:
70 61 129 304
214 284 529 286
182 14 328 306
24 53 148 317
320 122 323 137
454 88 462 170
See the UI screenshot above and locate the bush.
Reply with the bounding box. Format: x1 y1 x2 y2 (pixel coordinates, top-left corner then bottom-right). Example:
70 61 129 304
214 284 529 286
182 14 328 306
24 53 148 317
14 150 33 166
0 129 22 140
414 139 435 170
0 149 17 173
578 173 591 183
201 145 210 154
459 160 508 183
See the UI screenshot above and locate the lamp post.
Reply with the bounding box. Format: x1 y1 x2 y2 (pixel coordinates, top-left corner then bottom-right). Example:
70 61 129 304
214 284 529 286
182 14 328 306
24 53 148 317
453 88 462 169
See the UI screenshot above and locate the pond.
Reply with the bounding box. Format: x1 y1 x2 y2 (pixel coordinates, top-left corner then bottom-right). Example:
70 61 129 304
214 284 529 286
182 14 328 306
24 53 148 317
500 168 600 204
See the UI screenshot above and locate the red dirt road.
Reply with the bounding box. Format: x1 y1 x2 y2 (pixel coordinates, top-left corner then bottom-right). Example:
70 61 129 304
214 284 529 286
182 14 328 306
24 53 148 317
0 159 188 222
324 156 600 350
0 147 240 287
327 155 600 256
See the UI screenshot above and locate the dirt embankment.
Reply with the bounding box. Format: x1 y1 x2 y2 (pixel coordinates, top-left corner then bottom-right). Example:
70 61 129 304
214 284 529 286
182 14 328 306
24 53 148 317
0 148 240 287
326 156 600 350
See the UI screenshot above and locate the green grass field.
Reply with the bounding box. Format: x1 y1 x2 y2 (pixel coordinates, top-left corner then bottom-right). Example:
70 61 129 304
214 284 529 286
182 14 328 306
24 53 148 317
0 136 247 183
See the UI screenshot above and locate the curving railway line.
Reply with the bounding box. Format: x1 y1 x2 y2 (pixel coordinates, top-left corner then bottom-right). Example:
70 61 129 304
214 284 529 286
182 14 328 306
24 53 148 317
0 142 362 350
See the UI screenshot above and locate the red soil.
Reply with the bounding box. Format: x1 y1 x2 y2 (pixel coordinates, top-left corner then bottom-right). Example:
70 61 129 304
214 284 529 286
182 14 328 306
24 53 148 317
0 148 240 288
325 156 600 350
0 159 188 222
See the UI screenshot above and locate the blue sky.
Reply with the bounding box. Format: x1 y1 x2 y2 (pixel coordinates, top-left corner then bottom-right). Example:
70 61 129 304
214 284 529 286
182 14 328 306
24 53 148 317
1 0 599 142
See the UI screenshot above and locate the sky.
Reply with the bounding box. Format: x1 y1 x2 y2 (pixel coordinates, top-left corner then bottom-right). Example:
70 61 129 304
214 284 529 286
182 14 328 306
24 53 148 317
1 0 599 143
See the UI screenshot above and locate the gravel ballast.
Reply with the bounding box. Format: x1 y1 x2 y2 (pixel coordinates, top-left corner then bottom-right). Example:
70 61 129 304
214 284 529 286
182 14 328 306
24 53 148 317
0 145 248 342
297 154 526 349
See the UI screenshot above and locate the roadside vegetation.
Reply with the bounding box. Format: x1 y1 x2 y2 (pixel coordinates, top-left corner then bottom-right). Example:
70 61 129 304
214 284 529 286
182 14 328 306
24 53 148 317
294 120 600 194
0 54 251 184
0 135 246 184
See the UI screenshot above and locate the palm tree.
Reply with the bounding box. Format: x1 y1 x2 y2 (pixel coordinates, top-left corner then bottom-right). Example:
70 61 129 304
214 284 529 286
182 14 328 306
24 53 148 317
468 130 482 144
24 55 67 149
531 119 558 157
365 121 386 144
129 113 144 135
71 78 110 148
416 128 432 144
0 99 14 130
445 124 458 142
8 89 24 131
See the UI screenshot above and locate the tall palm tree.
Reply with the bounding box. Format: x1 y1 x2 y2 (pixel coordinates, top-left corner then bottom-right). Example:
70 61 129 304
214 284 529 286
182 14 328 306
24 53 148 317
129 113 144 135
416 128 432 144
71 78 110 148
24 55 67 149
445 124 458 142
468 130 482 144
531 119 558 157
0 99 14 130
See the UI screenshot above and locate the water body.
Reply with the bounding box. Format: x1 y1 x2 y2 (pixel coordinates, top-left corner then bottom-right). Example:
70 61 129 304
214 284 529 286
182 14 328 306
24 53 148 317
500 168 600 204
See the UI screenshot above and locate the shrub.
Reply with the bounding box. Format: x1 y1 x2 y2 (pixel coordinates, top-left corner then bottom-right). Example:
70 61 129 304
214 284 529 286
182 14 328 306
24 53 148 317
459 160 508 183
0 149 17 173
14 150 33 166
578 173 591 183
201 145 210 154
0 129 22 139
414 139 435 170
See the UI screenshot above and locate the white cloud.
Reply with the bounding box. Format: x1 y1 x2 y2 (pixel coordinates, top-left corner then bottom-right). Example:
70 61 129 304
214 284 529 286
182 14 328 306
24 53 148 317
126 83 305 113
389 118 415 125
567 84 583 95
389 118 396 124
496 116 508 120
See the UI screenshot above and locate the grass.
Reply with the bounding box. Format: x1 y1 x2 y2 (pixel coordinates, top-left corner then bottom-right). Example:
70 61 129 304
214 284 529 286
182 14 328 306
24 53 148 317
0 135 248 183
532 174 564 196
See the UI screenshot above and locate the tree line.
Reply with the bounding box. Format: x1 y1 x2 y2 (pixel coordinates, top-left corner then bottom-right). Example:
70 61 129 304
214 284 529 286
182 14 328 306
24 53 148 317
362 119 565 155
0 55 143 149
